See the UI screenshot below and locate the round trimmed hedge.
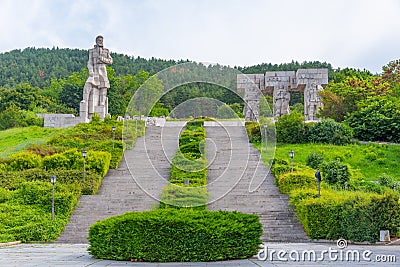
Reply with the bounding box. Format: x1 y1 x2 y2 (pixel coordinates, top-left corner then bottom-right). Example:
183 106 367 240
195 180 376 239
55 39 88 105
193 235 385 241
88 209 262 262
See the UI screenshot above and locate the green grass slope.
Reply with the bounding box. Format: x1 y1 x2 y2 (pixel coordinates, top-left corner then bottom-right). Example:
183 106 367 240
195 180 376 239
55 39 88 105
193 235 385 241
0 126 64 158
274 143 400 181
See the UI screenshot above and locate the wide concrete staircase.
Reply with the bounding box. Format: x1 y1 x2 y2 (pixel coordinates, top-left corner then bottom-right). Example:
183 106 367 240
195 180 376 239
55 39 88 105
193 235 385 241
56 123 183 243
57 120 308 243
205 121 308 242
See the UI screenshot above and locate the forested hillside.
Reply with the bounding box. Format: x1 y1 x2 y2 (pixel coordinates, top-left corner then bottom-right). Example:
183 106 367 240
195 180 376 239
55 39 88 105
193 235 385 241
0 47 179 88
0 47 348 121
0 47 368 88
1 47 398 143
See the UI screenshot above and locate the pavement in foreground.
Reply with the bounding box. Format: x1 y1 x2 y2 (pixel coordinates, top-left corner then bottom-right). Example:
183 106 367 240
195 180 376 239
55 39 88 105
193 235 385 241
0 242 398 266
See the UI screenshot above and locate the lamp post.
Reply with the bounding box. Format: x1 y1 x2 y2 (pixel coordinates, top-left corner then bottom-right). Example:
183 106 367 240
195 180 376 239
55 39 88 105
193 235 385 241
50 175 56 220
315 170 322 197
289 150 295 172
263 124 268 152
112 126 116 149
82 150 87 180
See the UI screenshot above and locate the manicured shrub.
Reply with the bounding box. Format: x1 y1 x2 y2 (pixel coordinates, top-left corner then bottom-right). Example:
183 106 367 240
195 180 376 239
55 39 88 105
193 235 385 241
0 203 65 242
290 189 400 242
14 181 80 215
186 119 204 129
277 169 317 194
179 141 203 157
179 128 206 144
306 151 324 169
170 156 207 186
42 148 86 171
0 168 102 195
9 151 42 171
271 158 291 177
46 118 132 169
0 182 81 242
0 163 9 172
306 119 353 145
276 112 306 144
290 189 344 240
0 187 12 203
321 160 351 189
90 140 123 169
159 184 208 209
86 151 111 177
245 122 261 143
88 209 262 262
62 149 85 169
161 119 208 209
42 153 70 170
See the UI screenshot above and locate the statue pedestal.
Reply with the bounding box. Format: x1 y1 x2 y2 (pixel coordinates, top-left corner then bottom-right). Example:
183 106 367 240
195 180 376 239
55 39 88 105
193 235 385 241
80 95 108 121
94 105 107 120
79 101 89 122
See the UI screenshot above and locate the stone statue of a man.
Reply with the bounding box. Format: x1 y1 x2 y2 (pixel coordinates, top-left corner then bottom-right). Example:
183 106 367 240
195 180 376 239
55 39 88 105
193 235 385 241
273 84 290 120
80 35 113 121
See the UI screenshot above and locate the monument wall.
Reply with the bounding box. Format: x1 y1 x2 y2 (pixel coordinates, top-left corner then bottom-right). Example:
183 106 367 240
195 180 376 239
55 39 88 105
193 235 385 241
239 68 328 121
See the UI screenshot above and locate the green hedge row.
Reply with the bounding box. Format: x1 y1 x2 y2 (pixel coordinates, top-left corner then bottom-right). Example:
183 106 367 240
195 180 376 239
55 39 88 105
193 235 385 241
246 117 352 145
245 122 261 143
160 120 208 209
45 118 144 169
160 184 208 209
2 149 111 178
276 168 317 194
272 157 400 242
290 189 400 242
43 149 111 177
0 181 80 243
88 209 262 262
0 118 144 243
0 168 102 195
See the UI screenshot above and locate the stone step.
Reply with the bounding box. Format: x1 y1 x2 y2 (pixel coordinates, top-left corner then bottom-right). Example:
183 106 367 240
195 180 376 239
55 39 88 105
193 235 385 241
205 124 308 242
58 122 308 244
56 124 181 243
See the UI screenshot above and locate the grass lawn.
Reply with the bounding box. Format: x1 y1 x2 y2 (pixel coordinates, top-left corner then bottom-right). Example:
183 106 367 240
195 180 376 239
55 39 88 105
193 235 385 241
0 126 65 158
272 143 400 181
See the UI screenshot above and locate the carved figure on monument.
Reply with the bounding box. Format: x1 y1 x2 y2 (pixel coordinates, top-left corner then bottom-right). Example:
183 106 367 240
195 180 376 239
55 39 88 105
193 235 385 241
304 82 323 121
243 84 260 121
244 100 260 121
273 84 290 120
80 35 113 121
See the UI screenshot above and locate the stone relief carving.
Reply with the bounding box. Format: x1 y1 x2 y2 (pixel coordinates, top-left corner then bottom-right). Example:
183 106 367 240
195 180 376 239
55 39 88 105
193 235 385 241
304 82 324 121
273 84 290 120
240 69 328 121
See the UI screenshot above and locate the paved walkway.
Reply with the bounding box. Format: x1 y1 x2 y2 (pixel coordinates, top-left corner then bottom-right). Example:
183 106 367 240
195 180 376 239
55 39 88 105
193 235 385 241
205 122 308 241
0 242 398 266
57 123 183 243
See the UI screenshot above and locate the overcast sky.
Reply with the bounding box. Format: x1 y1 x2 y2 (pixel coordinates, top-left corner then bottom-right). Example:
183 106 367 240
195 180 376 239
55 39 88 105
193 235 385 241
1 0 400 73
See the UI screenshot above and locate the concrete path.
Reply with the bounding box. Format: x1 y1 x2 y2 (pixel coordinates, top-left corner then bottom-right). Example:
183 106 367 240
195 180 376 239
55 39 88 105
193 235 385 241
0 242 398 266
57 123 183 243
205 122 308 241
